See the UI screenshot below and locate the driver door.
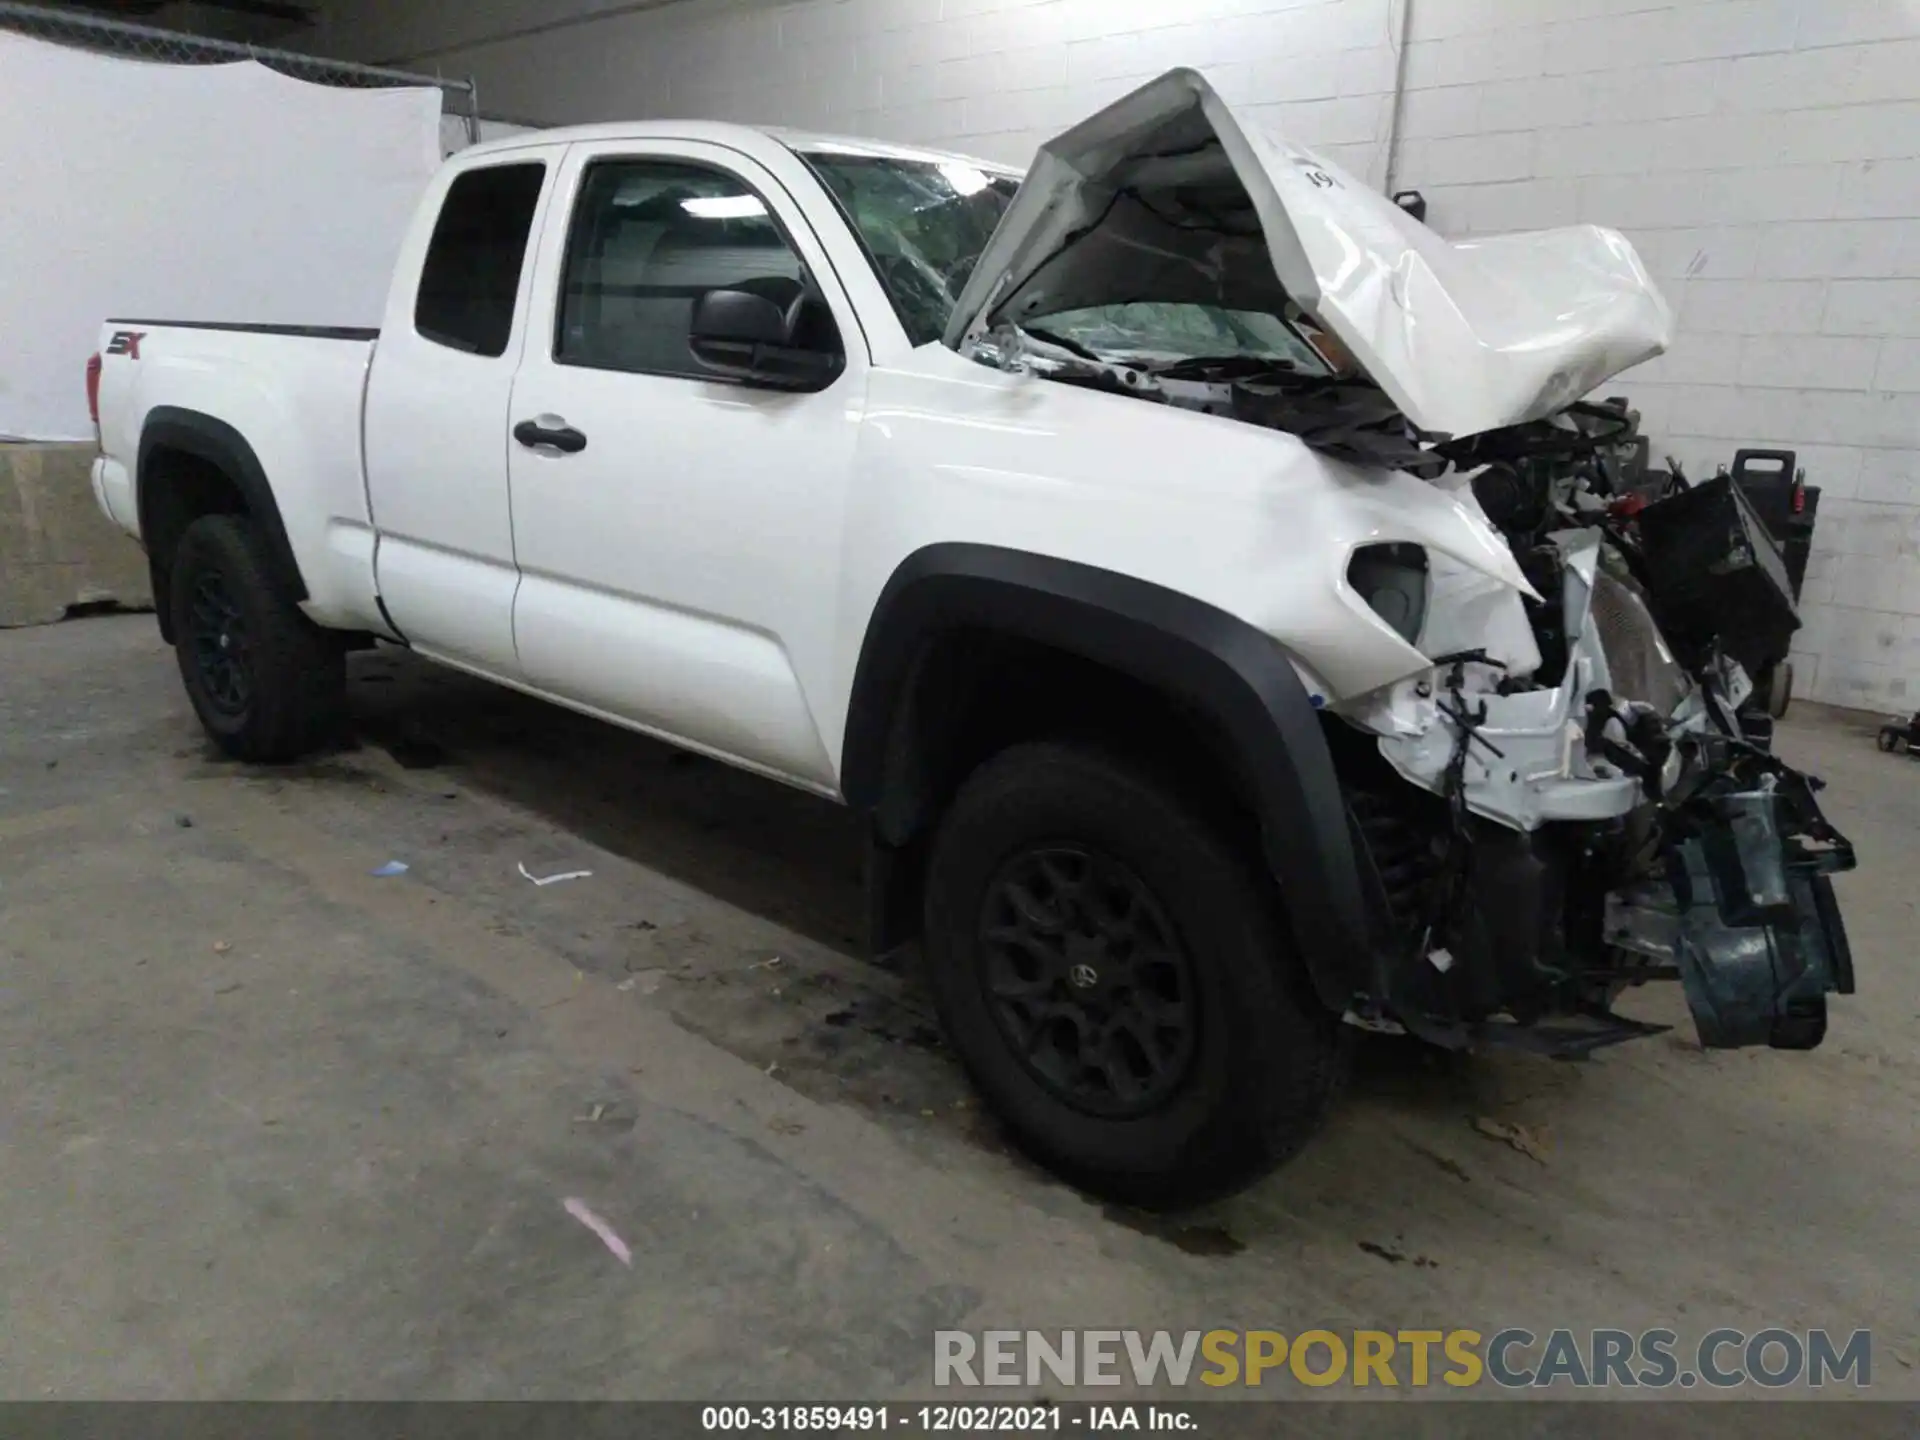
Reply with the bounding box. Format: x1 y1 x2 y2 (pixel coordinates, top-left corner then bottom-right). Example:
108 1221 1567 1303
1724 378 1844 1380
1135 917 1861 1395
507 139 867 792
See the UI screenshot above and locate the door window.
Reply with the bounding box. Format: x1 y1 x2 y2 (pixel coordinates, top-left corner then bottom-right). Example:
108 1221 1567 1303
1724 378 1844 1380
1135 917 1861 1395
556 160 822 378
415 162 547 357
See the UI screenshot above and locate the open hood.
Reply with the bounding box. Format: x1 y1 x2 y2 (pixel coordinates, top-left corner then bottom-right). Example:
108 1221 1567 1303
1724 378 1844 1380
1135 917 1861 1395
944 69 1674 441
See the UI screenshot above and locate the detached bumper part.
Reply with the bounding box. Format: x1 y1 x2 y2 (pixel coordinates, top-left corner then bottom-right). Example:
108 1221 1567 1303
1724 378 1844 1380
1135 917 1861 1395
1617 783 1855 1051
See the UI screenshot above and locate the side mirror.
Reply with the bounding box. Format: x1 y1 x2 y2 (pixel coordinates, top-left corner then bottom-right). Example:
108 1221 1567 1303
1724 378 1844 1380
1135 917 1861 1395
689 288 842 391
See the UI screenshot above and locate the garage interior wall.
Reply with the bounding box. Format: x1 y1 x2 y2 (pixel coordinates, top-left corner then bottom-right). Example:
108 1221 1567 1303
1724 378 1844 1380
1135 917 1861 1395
318 0 1920 715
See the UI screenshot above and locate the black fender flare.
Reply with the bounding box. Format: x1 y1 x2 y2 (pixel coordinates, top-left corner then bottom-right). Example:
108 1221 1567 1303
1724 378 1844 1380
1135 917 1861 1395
138 407 308 617
841 543 1373 1012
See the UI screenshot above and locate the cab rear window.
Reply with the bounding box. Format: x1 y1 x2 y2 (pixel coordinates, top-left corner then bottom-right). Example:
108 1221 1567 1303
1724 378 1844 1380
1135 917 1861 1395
415 162 546 357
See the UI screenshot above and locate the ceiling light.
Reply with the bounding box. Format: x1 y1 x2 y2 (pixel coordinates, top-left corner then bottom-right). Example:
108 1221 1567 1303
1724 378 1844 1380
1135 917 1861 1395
682 195 767 219
938 163 990 197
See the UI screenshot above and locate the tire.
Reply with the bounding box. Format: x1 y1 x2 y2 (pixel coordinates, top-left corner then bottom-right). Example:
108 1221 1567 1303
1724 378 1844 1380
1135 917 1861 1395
170 513 344 762
1880 729 1901 753
922 741 1345 1209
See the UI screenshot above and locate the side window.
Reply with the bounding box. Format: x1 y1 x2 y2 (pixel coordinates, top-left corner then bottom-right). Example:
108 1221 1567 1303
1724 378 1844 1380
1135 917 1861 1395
415 162 546 358
557 159 822 378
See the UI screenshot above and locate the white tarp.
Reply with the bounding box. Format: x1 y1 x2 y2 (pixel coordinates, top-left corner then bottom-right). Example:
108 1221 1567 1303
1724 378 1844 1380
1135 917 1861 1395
0 31 441 440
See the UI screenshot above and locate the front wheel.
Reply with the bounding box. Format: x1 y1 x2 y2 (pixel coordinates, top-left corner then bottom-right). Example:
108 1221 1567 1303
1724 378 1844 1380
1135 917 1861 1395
170 514 344 762
921 742 1345 1209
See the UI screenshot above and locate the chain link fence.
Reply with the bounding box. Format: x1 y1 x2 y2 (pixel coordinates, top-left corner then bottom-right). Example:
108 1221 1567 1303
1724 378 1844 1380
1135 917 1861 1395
0 0 480 142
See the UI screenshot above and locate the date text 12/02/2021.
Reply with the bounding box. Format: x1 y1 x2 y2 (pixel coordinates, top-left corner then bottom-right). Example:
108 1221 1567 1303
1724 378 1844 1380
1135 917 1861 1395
701 1407 1195 1432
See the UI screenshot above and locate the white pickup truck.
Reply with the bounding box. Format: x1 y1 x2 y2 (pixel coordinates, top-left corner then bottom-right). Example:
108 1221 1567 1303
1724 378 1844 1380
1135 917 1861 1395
92 69 1856 1206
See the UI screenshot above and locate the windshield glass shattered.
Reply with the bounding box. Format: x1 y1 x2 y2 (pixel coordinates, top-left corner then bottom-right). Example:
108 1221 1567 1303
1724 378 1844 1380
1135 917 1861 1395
1020 301 1331 374
800 150 1019 347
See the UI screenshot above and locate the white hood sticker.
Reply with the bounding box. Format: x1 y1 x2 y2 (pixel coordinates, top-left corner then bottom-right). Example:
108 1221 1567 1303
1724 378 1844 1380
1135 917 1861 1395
945 68 1674 440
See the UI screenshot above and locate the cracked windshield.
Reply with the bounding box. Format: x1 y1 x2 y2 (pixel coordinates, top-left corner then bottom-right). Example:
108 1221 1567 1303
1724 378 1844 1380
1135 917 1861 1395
804 149 1327 374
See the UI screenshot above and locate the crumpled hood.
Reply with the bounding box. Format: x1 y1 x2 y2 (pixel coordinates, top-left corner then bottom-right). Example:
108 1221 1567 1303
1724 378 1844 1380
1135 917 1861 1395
944 68 1674 441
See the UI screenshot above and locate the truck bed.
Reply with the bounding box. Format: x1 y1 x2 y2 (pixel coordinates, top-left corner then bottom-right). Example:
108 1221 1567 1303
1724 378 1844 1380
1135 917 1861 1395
93 318 387 638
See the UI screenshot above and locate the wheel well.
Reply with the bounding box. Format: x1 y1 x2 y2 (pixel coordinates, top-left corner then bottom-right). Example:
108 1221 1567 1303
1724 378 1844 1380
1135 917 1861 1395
867 628 1263 953
141 446 249 644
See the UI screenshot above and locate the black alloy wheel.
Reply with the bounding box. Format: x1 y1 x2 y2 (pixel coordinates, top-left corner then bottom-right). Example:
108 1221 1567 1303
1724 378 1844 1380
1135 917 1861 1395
186 566 253 716
921 741 1347 1209
978 846 1198 1118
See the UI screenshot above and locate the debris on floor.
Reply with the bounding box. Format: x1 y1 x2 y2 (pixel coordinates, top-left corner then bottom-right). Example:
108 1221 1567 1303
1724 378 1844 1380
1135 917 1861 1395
1358 1240 1440 1268
212 941 232 954
538 972 587 1010
1473 1115 1550 1164
1401 1137 1474 1183
518 861 594 887
561 1196 632 1267
369 860 409 877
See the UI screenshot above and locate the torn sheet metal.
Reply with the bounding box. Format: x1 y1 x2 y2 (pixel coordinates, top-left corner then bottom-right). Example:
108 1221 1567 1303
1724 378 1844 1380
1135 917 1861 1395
947 67 1673 440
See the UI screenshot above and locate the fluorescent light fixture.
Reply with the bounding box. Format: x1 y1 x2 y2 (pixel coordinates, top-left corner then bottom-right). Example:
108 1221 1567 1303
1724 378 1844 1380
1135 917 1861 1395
682 194 767 219
938 162 990 197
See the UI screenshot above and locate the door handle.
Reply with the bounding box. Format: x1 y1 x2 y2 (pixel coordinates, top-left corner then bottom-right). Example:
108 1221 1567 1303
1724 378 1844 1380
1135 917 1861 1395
514 416 588 454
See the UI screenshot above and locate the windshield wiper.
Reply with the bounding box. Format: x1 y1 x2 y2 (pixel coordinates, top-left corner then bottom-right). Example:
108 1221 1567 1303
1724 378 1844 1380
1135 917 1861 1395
1147 354 1303 381
1016 324 1103 361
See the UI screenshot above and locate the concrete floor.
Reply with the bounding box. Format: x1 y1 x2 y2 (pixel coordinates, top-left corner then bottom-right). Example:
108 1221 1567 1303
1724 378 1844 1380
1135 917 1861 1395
2 614 1916 1417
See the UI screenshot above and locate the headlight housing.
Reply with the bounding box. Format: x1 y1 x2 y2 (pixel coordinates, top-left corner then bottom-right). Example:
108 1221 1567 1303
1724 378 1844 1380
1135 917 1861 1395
1348 542 1429 646
1590 567 1688 718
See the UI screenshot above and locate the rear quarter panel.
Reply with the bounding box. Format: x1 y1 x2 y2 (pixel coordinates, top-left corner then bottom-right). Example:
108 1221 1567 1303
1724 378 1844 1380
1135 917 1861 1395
96 324 386 632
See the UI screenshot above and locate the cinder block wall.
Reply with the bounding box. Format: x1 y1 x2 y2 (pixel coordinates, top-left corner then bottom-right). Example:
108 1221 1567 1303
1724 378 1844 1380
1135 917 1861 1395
1396 0 1920 713
319 0 1408 180
321 0 1920 714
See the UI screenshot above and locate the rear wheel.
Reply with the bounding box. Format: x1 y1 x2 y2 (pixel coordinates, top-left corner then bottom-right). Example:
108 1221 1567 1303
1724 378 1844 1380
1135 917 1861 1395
922 742 1345 1209
170 514 343 762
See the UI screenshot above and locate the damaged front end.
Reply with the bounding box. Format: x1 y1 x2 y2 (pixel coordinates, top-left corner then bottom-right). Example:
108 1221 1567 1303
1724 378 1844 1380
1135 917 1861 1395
1614 745 1856 1051
1335 469 1859 1059
944 65 1858 1057
1341 667 1859 1058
